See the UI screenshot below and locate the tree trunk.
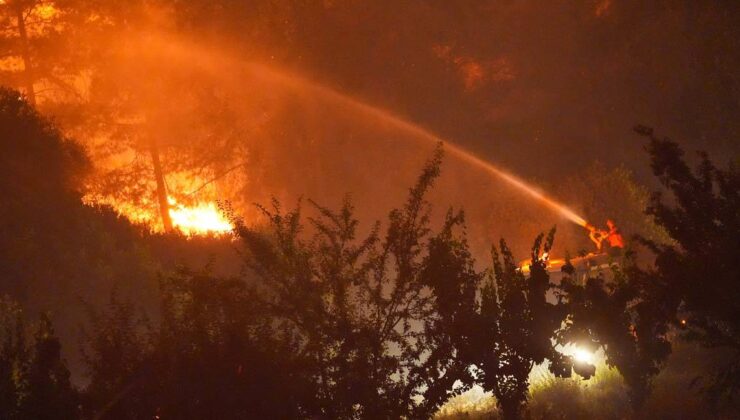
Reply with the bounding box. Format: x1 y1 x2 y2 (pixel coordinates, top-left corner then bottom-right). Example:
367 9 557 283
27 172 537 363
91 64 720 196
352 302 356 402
149 140 173 232
15 5 36 105
499 397 522 420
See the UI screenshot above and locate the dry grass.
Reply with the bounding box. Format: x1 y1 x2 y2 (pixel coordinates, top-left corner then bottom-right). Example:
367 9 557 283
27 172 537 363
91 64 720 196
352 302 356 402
435 342 740 419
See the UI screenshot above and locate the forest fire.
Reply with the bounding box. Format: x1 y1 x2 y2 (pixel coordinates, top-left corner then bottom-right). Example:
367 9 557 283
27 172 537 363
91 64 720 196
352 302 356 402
87 194 232 235
168 199 232 235
0 1 736 419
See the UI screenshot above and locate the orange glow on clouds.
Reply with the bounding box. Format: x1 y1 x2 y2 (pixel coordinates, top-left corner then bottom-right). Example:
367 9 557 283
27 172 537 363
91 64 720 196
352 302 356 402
432 44 515 91
595 0 612 18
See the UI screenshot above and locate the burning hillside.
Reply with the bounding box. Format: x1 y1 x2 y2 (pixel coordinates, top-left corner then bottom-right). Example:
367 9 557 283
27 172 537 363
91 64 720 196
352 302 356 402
0 1 737 419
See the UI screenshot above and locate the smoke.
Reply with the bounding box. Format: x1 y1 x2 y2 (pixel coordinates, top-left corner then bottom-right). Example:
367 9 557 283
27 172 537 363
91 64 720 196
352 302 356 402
35 0 739 257
56 28 586 257
11 0 735 388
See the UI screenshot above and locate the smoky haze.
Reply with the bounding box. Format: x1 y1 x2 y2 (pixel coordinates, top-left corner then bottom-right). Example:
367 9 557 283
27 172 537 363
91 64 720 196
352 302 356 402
29 0 740 257
0 1 738 411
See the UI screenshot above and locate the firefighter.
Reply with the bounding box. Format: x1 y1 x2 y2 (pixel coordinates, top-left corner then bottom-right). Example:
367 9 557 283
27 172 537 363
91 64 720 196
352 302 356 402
586 223 607 250
586 220 624 253
605 219 624 248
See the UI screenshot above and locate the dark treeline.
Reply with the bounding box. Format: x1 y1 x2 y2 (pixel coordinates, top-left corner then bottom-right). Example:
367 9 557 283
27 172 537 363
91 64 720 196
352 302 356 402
0 90 738 418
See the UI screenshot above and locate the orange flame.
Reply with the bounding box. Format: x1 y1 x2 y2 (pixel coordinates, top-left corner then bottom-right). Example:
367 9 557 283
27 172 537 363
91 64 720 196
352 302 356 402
85 194 233 235
83 170 233 236
168 199 232 235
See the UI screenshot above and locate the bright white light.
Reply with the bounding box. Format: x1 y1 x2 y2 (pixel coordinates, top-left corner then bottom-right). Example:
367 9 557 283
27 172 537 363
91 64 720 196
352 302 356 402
573 347 594 364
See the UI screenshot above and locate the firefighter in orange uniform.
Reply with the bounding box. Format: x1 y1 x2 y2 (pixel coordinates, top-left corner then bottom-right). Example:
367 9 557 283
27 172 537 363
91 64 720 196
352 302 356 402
586 223 606 250
586 220 624 253
605 219 624 249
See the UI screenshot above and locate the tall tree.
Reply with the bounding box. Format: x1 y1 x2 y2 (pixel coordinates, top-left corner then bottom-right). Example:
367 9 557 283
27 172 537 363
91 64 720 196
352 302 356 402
0 298 78 419
0 297 25 419
18 313 78 419
557 257 672 409
0 87 88 297
555 127 739 409
232 148 453 417
475 231 571 419
634 126 740 402
0 0 104 105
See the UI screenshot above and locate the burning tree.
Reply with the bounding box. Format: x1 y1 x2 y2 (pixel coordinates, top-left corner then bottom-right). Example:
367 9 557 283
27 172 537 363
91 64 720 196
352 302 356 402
0 1 256 234
0 0 65 105
0 0 120 106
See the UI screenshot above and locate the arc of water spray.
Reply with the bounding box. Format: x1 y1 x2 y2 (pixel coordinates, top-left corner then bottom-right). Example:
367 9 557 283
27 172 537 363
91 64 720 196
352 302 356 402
134 34 587 229
244 63 589 228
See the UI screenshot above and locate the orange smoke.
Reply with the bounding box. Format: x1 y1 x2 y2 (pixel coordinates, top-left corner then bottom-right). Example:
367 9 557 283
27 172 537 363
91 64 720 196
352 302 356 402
244 64 590 229
432 44 515 91
595 0 613 18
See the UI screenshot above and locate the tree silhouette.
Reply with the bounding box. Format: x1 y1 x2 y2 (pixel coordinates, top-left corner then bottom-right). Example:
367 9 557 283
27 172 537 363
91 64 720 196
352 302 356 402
557 257 671 409
0 297 25 419
76 149 612 418
0 297 77 419
474 230 570 419
80 267 304 419
18 313 78 419
80 292 151 419
231 147 456 418
0 89 165 397
633 126 740 403
58 133 740 417
0 0 128 107
554 127 739 409
415 208 485 414
0 87 88 297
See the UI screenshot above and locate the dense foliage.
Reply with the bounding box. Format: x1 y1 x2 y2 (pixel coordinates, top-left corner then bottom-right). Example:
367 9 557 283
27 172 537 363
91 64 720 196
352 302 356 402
0 298 77 420
636 125 740 403
70 148 576 419
0 89 738 418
